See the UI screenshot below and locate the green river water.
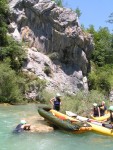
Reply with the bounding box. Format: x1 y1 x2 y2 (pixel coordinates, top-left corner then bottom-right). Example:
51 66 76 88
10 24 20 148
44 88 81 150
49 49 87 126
0 104 113 150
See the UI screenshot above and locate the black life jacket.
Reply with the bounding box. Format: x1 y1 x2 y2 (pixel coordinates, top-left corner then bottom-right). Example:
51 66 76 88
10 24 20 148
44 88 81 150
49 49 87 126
54 97 61 106
93 107 99 117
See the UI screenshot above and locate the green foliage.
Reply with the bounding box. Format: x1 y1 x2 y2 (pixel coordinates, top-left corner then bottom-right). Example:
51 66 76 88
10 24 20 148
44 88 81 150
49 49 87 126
48 52 60 61
0 62 46 104
52 0 63 7
0 0 8 14
88 64 112 95
0 1 47 104
44 66 52 76
21 72 46 101
87 26 113 66
107 12 113 24
98 75 110 94
42 90 108 116
0 0 8 46
75 7 82 18
61 90 108 116
0 63 23 103
39 90 56 104
86 26 113 94
0 36 26 71
43 63 52 76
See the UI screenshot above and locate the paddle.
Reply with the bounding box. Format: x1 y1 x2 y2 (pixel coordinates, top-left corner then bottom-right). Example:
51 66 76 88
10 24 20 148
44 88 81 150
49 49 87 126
66 111 77 117
66 111 103 126
66 111 88 121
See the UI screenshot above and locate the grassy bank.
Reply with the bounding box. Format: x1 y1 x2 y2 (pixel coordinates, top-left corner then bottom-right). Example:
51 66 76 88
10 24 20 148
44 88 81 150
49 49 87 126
42 90 110 117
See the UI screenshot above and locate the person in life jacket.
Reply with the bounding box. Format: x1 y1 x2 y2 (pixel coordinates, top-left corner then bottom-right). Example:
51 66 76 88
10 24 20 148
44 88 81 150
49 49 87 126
50 93 62 111
102 106 113 129
98 101 107 116
109 106 113 123
13 120 31 133
93 103 100 117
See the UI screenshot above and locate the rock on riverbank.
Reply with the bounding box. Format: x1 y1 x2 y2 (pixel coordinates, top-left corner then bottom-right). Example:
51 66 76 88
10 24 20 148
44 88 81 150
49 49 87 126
26 115 54 133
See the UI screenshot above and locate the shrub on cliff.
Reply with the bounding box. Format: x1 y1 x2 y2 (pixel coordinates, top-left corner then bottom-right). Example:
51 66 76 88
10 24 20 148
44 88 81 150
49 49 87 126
20 72 46 102
0 36 26 72
52 0 63 7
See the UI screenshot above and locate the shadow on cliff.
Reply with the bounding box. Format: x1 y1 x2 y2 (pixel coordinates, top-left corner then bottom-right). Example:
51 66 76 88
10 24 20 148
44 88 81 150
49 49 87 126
52 60 81 76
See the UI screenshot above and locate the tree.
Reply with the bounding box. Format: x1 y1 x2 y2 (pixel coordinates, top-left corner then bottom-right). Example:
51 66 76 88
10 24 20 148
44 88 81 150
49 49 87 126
88 64 112 95
107 12 113 24
87 26 113 66
75 7 82 18
52 0 63 7
0 36 26 72
87 25 113 94
0 0 8 46
0 63 23 103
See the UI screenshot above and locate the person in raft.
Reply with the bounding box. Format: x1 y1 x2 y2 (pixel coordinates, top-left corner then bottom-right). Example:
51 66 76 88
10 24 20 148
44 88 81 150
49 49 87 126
102 106 113 129
109 106 113 124
93 103 100 117
50 93 62 111
98 101 107 116
13 120 31 133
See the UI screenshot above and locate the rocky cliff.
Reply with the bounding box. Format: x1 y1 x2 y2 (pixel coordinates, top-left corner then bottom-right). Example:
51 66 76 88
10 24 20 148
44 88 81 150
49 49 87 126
8 0 94 95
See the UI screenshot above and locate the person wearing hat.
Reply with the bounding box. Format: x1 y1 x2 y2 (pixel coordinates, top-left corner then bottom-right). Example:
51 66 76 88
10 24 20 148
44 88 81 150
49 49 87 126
93 103 100 117
50 93 62 111
13 120 31 133
98 101 107 116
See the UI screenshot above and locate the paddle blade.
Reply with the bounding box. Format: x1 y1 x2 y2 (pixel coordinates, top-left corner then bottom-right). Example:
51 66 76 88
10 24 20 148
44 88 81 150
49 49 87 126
66 111 77 117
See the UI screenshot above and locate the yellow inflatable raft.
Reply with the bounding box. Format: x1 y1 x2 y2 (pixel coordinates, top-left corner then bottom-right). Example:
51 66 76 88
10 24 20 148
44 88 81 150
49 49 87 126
90 113 110 121
66 111 113 136
88 122 113 136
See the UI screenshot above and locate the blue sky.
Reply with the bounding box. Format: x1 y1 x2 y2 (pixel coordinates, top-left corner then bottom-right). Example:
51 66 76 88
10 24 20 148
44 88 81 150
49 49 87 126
63 0 113 32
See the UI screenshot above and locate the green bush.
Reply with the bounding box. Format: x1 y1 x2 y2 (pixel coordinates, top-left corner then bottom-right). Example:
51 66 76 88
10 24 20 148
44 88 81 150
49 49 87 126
52 0 63 7
43 63 52 76
0 0 8 46
48 52 60 61
39 90 58 104
88 65 112 95
0 64 47 104
43 66 52 76
0 36 26 71
21 72 46 102
0 63 23 103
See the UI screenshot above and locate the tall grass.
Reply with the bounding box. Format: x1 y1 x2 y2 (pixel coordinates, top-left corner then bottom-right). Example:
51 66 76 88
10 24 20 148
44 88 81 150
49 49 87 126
42 90 110 117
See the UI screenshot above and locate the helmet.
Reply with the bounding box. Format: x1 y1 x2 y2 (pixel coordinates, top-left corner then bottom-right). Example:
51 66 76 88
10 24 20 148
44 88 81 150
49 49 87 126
93 103 97 107
102 101 105 104
56 93 61 97
20 120 26 124
109 106 113 111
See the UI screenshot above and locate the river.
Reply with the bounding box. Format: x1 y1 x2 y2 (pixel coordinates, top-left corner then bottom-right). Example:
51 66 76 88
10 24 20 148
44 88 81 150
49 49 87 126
0 104 113 150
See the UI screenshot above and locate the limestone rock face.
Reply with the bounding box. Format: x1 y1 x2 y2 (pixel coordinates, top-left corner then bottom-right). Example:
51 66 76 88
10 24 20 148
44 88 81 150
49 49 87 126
8 0 94 94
